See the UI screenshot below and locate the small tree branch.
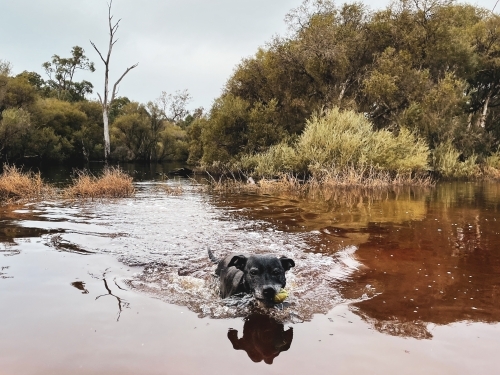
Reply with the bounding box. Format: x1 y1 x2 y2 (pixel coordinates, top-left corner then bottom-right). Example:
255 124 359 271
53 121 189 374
90 41 107 65
96 92 103 105
111 63 138 103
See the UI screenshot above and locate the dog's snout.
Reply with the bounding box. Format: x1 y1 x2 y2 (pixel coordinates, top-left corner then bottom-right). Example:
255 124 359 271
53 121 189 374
263 287 277 299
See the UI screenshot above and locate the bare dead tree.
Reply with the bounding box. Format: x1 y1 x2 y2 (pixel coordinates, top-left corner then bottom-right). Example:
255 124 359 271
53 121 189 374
156 89 192 122
90 0 138 162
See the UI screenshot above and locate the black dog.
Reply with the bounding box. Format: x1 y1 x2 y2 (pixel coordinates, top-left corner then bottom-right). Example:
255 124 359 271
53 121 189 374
208 249 295 303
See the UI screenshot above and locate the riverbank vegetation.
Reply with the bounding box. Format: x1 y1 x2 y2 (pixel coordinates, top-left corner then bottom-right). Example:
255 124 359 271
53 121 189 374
2 0 500 182
0 54 193 165
190 0 500 181
0 164 51 202
236 108 431 185
63 167 134 199
0 164 134 203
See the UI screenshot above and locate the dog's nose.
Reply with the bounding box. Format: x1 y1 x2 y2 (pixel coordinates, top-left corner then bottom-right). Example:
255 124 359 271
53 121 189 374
263 287 276 299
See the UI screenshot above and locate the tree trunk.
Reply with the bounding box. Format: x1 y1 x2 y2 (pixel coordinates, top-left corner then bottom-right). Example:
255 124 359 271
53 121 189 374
467 112 473 130
103 109 111 159
338 79 349 104
478 91 491 128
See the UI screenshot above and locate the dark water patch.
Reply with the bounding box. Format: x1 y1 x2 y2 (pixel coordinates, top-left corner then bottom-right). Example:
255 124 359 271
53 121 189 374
0 204 52 243
209 183 500 338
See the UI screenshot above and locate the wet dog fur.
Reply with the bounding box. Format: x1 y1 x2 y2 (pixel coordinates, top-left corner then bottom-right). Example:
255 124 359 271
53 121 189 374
208 249 295 303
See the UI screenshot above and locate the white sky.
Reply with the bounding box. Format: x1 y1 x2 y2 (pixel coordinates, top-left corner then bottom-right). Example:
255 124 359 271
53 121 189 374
1 0 497 111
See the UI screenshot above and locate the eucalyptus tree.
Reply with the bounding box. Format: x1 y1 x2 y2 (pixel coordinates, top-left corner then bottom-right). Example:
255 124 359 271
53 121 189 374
90 0 138 162
42 46 95 101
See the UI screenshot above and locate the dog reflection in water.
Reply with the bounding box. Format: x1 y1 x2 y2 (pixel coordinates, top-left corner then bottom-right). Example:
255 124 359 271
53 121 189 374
227 313 293 364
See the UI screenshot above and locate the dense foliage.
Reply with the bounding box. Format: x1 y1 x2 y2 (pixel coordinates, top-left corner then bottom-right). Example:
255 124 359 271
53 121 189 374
0 49 192 165
190 0 500 178
2 0 500 180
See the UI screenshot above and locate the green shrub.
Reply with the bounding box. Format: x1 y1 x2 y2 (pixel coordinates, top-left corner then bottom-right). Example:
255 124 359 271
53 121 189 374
432 141 480 178
485 149 500 169
239 143 299 177
237 108 430 182
298 108 429 174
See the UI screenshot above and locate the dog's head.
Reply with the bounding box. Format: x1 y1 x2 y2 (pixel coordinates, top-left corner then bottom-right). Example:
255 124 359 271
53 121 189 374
228 254 295 303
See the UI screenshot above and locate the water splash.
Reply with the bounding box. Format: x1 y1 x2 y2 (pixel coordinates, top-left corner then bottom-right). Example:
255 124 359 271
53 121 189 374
8 182 362 321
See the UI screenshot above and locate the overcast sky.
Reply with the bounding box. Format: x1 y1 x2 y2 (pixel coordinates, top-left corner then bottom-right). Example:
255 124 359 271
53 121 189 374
1 0 497 111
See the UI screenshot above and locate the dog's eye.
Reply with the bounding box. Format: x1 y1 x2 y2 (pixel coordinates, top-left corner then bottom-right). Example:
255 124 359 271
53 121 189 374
272 269 281 275
250 269 259 276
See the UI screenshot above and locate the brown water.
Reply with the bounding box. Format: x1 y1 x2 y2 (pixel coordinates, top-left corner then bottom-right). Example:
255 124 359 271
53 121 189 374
1 179 499 374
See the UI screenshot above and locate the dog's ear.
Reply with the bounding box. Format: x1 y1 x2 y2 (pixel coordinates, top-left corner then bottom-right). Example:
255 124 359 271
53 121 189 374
228 255 248 270
280 256 295 271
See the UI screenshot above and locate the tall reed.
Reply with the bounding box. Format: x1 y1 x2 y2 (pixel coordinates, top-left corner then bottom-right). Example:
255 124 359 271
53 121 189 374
0 164 51 203
64 167 134 199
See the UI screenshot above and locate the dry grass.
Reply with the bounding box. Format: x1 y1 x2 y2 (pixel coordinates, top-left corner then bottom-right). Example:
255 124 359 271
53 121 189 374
308 166 434 188
64 167 135 199
483 151 500 180
205 174 306 195
204 166 433 198
0 164 52 203
483 166 500 179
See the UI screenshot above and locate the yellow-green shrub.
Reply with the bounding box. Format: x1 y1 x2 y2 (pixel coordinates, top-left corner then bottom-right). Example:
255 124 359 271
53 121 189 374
238 143 299 177
432 141 480 179
238 108 430 181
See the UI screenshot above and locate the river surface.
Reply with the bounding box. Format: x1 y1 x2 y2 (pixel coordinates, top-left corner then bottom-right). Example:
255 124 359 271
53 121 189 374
1 165 499 374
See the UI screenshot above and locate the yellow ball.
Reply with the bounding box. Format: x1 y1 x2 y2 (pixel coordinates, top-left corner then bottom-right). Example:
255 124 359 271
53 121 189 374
274 288 289 303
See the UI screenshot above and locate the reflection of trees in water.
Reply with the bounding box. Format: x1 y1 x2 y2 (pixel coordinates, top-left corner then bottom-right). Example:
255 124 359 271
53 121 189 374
354 308 433 340
228 313 293 365
211 185 431 236
345 183 500 338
